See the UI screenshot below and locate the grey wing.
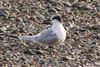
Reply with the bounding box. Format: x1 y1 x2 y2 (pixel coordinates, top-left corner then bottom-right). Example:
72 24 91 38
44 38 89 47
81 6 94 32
36 29 59 44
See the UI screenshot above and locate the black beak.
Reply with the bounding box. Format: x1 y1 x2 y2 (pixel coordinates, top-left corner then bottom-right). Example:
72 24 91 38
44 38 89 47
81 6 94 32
42 19 51 24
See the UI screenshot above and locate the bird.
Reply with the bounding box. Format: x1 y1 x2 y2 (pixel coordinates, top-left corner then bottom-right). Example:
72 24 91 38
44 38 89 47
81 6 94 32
18 15 66 45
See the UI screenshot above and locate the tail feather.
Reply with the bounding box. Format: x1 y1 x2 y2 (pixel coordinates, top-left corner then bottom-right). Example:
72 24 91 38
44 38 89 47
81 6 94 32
18 36 37 42
0 32 38 42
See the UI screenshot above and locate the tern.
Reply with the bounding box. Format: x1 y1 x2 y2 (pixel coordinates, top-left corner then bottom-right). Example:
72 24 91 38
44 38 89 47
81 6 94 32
19 15 66 45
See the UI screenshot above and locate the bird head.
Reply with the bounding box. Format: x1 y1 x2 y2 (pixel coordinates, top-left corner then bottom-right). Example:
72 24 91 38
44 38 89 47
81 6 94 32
43 14 62 24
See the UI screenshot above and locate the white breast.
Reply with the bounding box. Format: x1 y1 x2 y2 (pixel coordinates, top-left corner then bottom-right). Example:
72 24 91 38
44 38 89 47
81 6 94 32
52 24 66 44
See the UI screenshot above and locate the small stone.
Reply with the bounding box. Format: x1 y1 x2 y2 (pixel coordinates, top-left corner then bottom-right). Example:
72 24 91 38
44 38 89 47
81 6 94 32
0 9 6 17
63 2 72 7
0 37 4 40
61 57 68 61
72 2 80 7
24 49 34 55
36 50 44 55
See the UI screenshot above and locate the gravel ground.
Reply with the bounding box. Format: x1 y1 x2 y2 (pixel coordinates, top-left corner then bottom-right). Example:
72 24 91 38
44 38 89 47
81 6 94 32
0 0 100 67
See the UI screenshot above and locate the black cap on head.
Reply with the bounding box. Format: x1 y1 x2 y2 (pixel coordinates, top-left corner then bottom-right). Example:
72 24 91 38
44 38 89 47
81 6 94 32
42 15 62 24
52 15 62 22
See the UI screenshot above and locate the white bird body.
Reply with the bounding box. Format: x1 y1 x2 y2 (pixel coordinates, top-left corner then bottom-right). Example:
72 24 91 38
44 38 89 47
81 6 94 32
50 20 66 45
19 15 66 45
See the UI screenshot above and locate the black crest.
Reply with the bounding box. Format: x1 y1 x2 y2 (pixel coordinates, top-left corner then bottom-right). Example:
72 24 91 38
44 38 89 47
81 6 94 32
52 15 62 22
